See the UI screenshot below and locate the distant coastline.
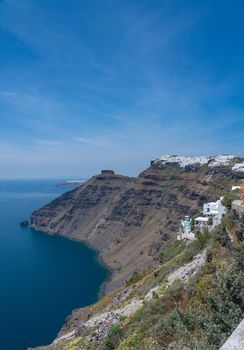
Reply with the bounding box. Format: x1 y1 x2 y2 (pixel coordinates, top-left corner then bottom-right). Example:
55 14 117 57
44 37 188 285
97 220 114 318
55 180 86 187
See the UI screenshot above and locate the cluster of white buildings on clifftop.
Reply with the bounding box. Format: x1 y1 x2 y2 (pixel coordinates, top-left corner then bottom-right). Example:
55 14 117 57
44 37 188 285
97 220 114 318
151 154 244 172
177 197 227 241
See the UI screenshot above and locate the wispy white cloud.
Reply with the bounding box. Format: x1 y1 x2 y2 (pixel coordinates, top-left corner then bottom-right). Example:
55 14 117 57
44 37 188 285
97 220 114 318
33 139 61 147
75 137 101 146
0 1 243 178
0 91 19 98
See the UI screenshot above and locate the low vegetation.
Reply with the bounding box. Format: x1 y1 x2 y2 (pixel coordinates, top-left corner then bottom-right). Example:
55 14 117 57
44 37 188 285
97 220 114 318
33 212 244 350
222 190 239 209
103 218 244 350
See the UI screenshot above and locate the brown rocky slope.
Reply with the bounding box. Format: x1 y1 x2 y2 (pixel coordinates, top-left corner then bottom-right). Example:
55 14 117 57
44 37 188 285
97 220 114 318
30 156 244 292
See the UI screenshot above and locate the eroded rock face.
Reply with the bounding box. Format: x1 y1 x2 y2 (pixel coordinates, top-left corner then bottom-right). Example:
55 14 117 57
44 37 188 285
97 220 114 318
30 163 243 291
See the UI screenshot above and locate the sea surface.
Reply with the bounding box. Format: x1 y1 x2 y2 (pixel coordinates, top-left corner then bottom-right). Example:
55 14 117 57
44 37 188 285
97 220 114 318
0 180 108 350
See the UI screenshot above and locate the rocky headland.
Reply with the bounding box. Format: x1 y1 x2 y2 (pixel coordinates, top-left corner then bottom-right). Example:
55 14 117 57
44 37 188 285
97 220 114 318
29 155 244 350
30 155 244 292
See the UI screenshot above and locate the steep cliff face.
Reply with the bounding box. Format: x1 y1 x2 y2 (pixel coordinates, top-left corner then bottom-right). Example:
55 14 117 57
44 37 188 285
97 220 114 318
32 211 244 350
30 157 244 292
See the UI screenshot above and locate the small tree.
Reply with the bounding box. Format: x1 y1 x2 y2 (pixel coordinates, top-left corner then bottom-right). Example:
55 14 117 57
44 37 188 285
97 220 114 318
222 191 239 209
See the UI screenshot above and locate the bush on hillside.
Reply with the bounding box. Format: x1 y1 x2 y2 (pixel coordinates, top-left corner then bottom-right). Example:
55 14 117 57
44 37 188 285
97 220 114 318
222 191 239 209
118 240 244 350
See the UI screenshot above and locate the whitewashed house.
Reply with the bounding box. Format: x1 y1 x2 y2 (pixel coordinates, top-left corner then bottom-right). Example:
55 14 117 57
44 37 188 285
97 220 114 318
194 216 209 230
177 197 227 241
177 216 195 240
203 197 226 227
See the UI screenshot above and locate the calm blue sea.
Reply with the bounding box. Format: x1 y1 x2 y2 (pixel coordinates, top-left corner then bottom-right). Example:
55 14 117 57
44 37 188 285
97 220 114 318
0 180 108 350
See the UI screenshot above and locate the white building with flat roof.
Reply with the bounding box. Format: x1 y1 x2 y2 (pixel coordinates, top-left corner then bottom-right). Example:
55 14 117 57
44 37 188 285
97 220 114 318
195 216 209 230
203 197 226 227
177 197 227 241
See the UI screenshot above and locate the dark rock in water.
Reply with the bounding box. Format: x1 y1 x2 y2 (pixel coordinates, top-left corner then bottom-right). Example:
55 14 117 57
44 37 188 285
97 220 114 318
20 220 29 227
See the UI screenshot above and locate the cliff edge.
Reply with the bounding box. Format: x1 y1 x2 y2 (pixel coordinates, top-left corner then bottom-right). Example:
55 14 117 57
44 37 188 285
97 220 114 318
30 155 244 292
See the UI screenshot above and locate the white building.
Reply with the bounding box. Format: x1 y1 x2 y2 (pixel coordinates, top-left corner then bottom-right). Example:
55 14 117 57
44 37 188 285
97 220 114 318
177 197 227 241
194 216 209 230
177 216 195 240
203 197 226 227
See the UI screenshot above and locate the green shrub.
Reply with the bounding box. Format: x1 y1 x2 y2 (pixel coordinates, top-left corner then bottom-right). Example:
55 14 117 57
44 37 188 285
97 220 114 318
104 325 123 350
126 272 143 286
196 227 210 249
222 191 239 209
233 243 244 270
159 240 185 263
166 279 184 300
212 224 229 246
118 234 244 350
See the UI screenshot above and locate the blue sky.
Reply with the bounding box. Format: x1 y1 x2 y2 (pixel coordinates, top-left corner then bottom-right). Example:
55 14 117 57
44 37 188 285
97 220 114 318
0 0 244 179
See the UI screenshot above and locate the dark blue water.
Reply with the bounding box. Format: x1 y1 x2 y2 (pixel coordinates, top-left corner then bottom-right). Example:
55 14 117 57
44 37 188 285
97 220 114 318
0 180 108 350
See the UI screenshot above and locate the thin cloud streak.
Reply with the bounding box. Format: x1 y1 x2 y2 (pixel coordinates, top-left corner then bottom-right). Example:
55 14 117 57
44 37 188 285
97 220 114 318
0 0 243 178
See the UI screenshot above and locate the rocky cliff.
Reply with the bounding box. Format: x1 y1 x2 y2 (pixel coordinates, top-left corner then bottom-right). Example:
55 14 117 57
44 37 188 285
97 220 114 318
29 155 244 350
31 205 244 350
30 155 244 292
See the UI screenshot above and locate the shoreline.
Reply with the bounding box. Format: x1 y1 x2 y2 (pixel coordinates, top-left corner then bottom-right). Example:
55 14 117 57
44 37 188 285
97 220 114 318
28 225 114 297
